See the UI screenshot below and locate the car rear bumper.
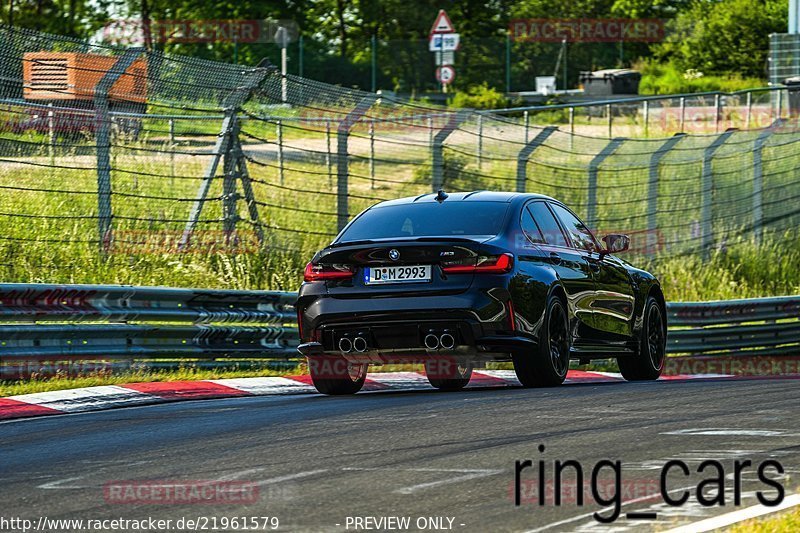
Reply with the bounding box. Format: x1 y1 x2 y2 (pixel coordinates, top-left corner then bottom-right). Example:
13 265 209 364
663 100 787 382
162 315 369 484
296 292 533 361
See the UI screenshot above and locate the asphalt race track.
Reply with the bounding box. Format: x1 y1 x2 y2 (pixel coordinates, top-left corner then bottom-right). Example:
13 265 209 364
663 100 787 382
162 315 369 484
1 378 798 532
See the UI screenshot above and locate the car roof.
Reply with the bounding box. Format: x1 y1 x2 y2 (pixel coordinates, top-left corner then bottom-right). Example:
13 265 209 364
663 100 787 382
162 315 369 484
372 191 557 208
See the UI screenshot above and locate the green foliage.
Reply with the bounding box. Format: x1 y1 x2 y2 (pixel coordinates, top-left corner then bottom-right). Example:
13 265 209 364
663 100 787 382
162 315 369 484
648 233 800 302
654 0 787 78
450 83 509 110
637 59 765 95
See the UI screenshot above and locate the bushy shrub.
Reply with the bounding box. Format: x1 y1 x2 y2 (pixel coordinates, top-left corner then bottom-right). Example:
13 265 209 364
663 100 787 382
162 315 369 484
637 60 765 95
449 83 509 110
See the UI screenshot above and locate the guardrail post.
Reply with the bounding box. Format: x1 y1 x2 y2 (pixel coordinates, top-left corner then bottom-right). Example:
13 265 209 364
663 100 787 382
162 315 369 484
745 91 753 129
587 137 625 229
679 96 685 133
753 120 781 244
642 100 649 137
94 48 144 253
337 95 377 231
606 103 613 138
701 129 736 259
432 110 468 192
648 134 685 250
516 126 556 193
714 94 721 133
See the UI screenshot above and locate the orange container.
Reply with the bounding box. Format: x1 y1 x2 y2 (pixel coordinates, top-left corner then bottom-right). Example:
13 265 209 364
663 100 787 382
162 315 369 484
23 52 147 103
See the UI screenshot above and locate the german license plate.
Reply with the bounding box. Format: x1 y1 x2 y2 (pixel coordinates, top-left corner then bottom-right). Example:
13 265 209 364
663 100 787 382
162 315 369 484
365 265 431 285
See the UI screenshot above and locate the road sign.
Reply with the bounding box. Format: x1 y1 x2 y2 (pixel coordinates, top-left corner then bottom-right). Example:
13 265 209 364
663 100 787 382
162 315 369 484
430 10 455 34
436 65 456 85
428 33 460 52
437 51 455 66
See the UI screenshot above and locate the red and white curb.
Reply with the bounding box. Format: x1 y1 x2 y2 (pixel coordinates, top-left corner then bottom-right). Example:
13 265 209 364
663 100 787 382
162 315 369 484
0 370 749 422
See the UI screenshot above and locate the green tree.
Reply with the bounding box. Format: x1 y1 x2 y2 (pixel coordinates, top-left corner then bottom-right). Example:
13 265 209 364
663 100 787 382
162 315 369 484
655 0 787 78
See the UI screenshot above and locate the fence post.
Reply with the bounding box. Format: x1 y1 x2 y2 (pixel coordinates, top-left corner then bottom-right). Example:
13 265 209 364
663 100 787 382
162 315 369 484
701 129 736 259
276 120 284 185
648 134 685 250
222 116 241 236
94 48 144 252
180 61 271 249
476 114 484 170
325 119 332 188
168 118 176 182
516 126 556 193
523 110 530 144
569 107 575 134
369 120 375 189
714 93 721 133
230 131 265 246
432 110 468 192
679 96 686 133
753 120 780 244
642 100 649 137
181 110 236 249
606 103 612 138
746 91 753 130
47 102 54 163
587 137 625 229
337 95 377 231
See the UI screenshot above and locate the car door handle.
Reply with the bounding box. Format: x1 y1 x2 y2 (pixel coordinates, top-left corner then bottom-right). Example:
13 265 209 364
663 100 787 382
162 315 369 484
586 257 602 273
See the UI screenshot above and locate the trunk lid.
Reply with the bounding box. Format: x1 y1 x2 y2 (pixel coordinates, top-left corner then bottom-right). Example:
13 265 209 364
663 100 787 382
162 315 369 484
317 236 491 297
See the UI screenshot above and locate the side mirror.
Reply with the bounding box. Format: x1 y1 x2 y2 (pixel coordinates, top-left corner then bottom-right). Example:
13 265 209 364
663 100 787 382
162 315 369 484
601 234 630 257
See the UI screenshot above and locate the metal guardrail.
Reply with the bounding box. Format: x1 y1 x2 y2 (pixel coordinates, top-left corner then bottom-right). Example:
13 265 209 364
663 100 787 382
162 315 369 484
666 295 800 357
0 283 298 361
0 284 797 374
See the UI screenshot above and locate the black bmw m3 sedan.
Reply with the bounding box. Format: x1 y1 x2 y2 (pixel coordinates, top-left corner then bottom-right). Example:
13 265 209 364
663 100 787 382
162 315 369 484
296 191 667 395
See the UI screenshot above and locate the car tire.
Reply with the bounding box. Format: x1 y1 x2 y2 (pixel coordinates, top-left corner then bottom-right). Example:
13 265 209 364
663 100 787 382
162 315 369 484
513 293 570 387
308 355 368 395
618 296 666 381
425 360 473 391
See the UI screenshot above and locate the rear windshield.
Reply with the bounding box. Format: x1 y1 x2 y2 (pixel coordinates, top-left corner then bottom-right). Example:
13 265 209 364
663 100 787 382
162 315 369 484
338 202 509 242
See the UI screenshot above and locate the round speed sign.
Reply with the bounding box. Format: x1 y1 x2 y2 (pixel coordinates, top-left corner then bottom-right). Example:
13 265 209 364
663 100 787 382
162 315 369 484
436 65 456 85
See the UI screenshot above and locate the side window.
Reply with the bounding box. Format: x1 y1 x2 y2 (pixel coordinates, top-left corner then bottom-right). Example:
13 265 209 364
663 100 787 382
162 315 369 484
520 206 545 244
550 203 600 252
527 202 569 248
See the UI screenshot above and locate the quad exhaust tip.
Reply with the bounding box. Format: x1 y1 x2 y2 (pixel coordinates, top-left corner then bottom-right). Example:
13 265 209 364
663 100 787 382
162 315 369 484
338 337 353 353
439 333 455 350
424 334 440 350
352 336 368 353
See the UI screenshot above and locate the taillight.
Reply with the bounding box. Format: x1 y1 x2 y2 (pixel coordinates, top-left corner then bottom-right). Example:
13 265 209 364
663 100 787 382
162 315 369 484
303 262 354 281
442 253 514 274
296 306 304 340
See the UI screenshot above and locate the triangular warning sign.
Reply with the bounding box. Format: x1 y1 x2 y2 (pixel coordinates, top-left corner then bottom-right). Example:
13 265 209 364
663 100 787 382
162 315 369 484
430 10 455 34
